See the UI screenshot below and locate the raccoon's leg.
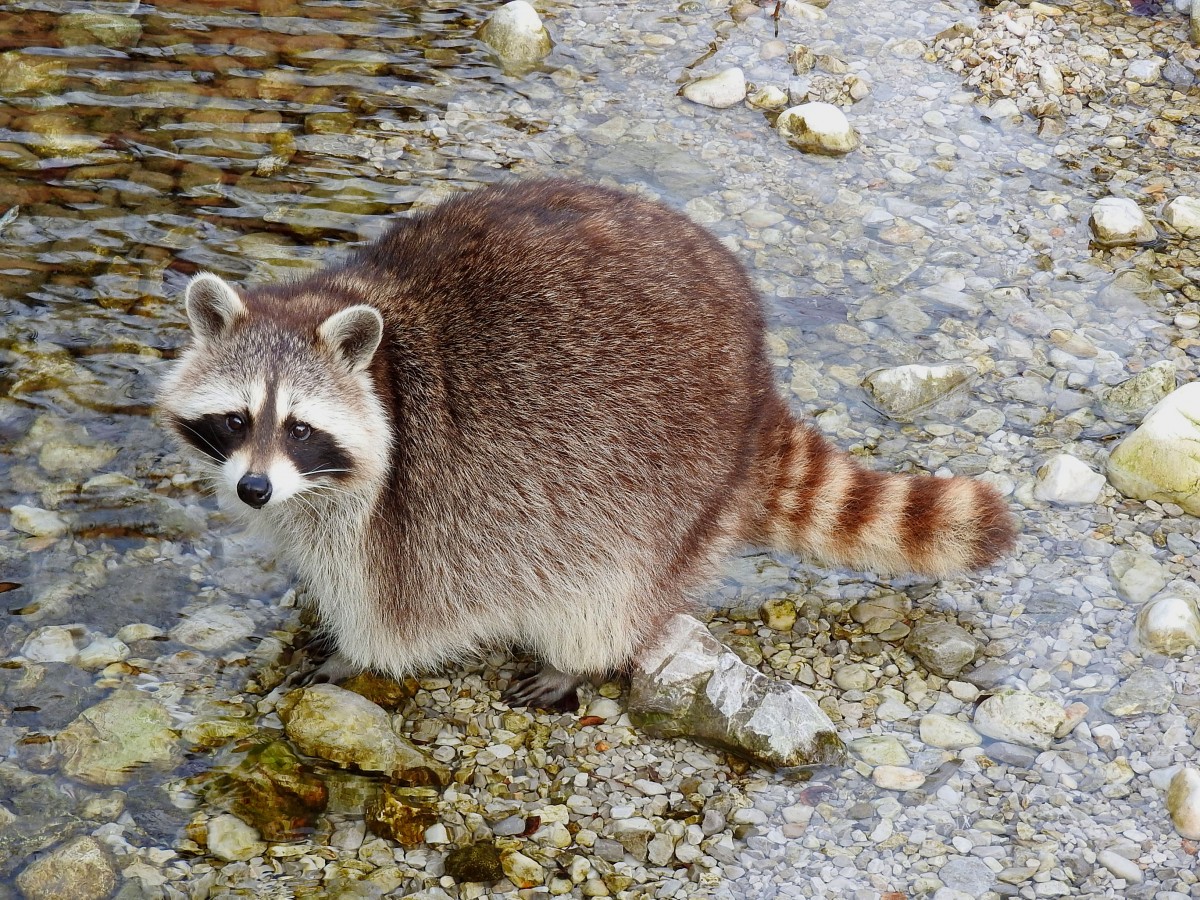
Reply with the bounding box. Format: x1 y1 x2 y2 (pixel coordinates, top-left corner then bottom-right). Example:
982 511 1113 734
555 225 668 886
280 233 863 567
306 651 360 685
504 666 585 711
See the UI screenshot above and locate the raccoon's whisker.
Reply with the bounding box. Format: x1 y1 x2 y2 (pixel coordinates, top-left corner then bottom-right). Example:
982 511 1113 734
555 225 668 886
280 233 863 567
176 422 229 462
300 468 352 477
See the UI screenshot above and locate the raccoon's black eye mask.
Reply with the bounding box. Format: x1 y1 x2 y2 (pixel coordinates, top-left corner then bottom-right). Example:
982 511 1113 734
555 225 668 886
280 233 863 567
170 411 250 463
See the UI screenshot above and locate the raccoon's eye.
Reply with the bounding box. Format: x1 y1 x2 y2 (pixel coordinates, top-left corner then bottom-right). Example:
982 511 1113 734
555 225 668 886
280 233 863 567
289 422 311 442
226 413 246 433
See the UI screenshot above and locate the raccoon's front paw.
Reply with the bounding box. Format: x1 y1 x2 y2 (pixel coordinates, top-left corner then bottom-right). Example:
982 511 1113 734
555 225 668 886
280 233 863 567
504 666 583 712
304 652 360 685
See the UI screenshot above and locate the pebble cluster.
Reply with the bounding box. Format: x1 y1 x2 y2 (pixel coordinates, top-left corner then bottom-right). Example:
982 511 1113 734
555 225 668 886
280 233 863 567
2 0 1200 896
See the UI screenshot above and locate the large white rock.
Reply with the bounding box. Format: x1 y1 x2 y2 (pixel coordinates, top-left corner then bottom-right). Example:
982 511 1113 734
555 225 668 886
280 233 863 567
1089 197 1157 247
776 102 859 155
207 814 267 862
1110 550 1167 604
10 504 68 538
973 690 1066 750
628 614 843 768
1107 382 1200 515
1135 590 1200 656
1168 767 1200 839
479 1 551 71
1033 454 1106 505
682 67 746 109
1038 63 1064 94
1164 197 1200 238
22 624 84 663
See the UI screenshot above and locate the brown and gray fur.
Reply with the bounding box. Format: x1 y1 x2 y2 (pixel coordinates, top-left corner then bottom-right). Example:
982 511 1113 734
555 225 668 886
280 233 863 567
158 179 1015 705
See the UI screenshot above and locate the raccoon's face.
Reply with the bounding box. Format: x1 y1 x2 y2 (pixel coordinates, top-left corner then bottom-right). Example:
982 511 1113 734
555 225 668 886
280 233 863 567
158 273 391 512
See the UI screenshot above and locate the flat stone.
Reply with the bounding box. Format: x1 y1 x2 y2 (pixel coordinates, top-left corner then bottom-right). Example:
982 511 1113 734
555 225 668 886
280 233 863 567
1099 361 1178 424
57 690 180 787
872 765 925 790
10 505 68 538
682 67 747 109
850 735 910 766
973 691 1065 750
170 603 255 651
628 615 844 769
1163 197 1200 238
904 621 979 678
1109 550 1167 604
862 364 976 421
1097 849 1143 884
919 713 982 749
1102 668 1173 717
940 857 997 894
206 814 266 862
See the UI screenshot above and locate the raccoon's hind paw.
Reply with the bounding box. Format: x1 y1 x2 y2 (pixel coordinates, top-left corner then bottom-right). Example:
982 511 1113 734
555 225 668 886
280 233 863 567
504 667 583 712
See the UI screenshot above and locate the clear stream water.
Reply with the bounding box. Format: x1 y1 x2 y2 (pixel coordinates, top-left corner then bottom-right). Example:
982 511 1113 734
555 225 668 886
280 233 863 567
1 0 1198 896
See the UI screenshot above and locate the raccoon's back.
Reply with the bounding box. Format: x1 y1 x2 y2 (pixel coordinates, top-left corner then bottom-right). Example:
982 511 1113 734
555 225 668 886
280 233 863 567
352 180 777 594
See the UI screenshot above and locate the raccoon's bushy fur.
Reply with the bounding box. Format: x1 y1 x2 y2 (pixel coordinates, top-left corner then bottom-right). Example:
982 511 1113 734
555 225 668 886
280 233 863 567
159 179 1015 698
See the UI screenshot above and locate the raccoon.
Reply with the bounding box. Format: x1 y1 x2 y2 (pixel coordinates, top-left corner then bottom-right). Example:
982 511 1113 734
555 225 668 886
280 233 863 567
158 179 1015 707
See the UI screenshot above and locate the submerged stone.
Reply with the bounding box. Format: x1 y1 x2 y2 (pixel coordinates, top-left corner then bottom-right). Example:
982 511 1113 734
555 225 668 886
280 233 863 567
628 615 844 769
445 842 505 883
57 13 143 48
1099 361 1177 425
0 51 67 95
862 364 976 421
682 68 747 109
364 785 439 846
776 102 859 155
341 671 418 710
1136 591 1200 656
973 690 1065 750
57 691 180 787
903 621 979 678
1089 197 1157 247
206 741 328 841
479 1 552 72
16 836 118 900
206 813 267 862
1102 668 1173 717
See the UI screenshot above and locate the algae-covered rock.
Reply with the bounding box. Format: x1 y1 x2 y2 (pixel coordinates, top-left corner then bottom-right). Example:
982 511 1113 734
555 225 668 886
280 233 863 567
1135 591 1200 657
1168 767 1200 839
278 683 448 784
1107 383 1200 515
628 614 844 769
206 741 328 841
364 785 439 846
57 13 143 48
445 841 505 883
57 690 180 787
0 51 67 95
16 836 118 900
340 671 418 710
479 1 552 73
776 102 859 155
903 621 979 678
1102 668 1173 717
1098 361 1177 425
206 813 267 862
862 363 976 421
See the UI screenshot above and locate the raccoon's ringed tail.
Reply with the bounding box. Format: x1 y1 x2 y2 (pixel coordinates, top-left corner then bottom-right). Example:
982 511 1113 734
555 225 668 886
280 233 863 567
756 421 1016 578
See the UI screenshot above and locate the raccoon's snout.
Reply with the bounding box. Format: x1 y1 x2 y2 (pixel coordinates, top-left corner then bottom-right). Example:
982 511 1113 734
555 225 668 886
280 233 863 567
237 473 272 509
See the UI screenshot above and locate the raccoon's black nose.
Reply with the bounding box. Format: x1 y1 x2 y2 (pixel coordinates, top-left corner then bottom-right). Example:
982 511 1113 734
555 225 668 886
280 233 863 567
237 473 272 508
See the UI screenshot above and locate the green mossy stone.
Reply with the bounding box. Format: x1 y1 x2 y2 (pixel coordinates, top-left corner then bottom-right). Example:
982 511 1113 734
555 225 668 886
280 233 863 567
445 842 504 883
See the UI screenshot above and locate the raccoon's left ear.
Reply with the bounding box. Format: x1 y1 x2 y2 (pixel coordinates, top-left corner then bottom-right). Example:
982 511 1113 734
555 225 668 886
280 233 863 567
186 273 246 344
318 305 384 374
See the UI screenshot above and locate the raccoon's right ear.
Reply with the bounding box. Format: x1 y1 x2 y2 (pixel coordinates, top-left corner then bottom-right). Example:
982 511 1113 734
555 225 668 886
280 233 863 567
185 273 246 344
318 305 384 374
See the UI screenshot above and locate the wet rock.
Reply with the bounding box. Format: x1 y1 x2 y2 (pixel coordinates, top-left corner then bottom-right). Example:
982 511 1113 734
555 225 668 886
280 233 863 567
1102 668 1173 717
0 51 66 95
973 691 1065 750
22 625 85 663
872 765 925 790
862 364 976 421
10 505 68 538
1109 550 1167 604
849 735 909 766
1135 591 1200 656
208 741 328 841
627 615 844 769
206 813 266 862
445 842 504 883
170 604 255 651
1088 197 1157 247
759 597 797 631
903 621 979 678
682 67 747 108
16 836 118 900
56 13 142 48
747 85 789 109
479 1 552 72
611 817 656 860
340 671 417 710
77 637 129 670
57 690 179 787
1097 849 1142 884
1098 361 1177 424
776 103 859 155
1164 197 1200 238
278 684 449 783
1124 58 1162 84
1108 384 1200 515
940 857 997 895
501 849 545 888
920 713 982 749
1033 454 1106 505
365 785 439 846
1167 768 1200 839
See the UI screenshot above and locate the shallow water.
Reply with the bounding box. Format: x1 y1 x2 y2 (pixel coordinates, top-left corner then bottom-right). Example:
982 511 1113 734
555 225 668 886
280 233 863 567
2 0 1199 896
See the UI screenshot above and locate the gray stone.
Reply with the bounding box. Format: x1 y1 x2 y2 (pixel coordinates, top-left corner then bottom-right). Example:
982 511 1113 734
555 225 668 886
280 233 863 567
57 691 180 787
973 691 1065 750
1109 551 1167 604
1099 361 1178 424
904 621 979 678
627 615 844 769
1102 668 1173 717
170 603 255 651
940 857 997 894
1033 454 1106 505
